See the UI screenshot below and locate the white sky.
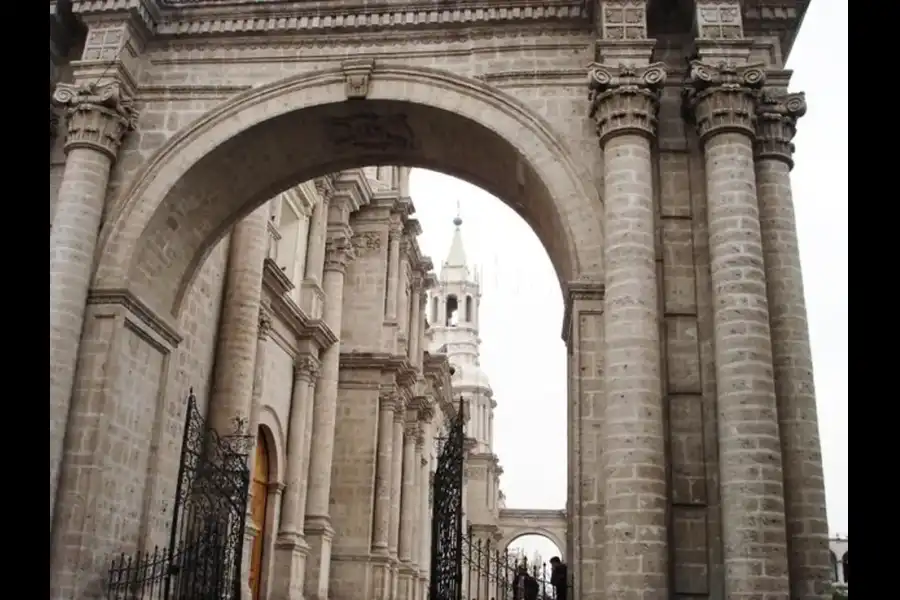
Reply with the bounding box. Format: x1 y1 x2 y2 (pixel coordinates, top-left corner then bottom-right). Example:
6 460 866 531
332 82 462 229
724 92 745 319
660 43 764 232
408 0 847 561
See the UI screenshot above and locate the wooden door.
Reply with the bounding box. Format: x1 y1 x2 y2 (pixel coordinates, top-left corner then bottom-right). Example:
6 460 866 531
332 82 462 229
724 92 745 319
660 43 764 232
248 432 270 600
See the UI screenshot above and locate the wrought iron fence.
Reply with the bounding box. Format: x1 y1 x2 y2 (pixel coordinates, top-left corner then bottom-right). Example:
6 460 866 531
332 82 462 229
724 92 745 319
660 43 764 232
105 389 253 600
460 525 571 600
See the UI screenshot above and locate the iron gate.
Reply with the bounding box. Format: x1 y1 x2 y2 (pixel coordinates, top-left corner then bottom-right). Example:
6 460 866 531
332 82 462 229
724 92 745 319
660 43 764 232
429 398 467 600
106 389 253 599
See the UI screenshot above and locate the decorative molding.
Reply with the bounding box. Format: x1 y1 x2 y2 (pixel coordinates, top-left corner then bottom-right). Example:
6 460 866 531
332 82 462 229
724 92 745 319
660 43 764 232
151 1 589 38
351 231 383 257
341 58 375 99
682 61 766 141
587 62 666 144
257 307 273 340
695 0 744 40
294 355 321 382
599 0 647 40
325 113 417 154
560 281 604 345
86 287 183 350
52 81 138 160
324 234 356 272
754 90 806 168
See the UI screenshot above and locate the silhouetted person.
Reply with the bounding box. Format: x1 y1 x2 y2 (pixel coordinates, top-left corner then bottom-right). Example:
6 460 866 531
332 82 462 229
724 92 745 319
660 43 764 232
512 564 539 600
549 556 568 600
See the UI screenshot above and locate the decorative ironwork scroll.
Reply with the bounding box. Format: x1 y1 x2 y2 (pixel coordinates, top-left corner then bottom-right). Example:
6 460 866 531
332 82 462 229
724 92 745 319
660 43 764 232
429 397 466 600
106 389 252 599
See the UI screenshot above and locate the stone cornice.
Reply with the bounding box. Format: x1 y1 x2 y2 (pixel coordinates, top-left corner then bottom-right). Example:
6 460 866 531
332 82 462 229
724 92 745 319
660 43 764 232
149 0 589 39
339 352 417 386
263 261 338 350
72 0 160 39
87 287 183 349
561 280 604 344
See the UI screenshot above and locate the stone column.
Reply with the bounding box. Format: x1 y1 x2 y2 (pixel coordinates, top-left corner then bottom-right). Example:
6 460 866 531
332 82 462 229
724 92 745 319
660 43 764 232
415 416 433 599
685 60 791 597
208 205 271 436
397 241 411 347
755 91 832 599
304 231 355 600
388 404 406 593
398 422 419 596
305 177 333 285
587 60 669 597
373 392 398 553
417 289 429 367
408 275 422 362
386 225 402 321
49 81 136 529
272 355 320 599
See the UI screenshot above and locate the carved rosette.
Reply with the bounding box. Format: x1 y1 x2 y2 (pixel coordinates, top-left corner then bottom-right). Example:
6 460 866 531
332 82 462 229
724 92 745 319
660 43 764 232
294 356 321 383
683 61 766 141
755 91 807 168
324 235 356 273
52 81 138 160
588 63 667 145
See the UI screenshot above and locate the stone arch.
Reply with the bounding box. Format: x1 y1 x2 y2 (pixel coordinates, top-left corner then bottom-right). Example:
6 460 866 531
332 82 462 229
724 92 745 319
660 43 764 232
94 65 603 318
501 529 566 561
256 407 286 484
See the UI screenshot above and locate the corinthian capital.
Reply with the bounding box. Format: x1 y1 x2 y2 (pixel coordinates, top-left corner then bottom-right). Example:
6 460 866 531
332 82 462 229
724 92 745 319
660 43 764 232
754 91 807 168
52 81 138 160
588 63 667 144
324 235 355 273
257 308 273 340
682 61 766 141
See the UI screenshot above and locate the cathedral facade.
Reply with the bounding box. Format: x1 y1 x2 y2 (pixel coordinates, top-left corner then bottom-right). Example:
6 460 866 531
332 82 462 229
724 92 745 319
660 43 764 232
50 1 830 599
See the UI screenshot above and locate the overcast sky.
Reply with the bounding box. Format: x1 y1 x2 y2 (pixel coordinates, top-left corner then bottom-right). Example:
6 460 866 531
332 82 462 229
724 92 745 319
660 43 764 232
408 0 847 561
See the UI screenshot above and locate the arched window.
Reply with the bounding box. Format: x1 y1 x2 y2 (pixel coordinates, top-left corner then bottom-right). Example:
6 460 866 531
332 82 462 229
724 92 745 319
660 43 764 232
465 295 473 323
829 551 839 581
431 296 439 325
249 431 271 600
841 551 848 584
446 295 459 326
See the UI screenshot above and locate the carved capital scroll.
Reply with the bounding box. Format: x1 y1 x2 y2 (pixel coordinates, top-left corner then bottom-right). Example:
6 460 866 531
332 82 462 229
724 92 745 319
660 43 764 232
294 355 321 383
588 62 666 144
52 81 138 160
324 234 356 273
257 308 273 340
682 61 766 141
755 91 807 169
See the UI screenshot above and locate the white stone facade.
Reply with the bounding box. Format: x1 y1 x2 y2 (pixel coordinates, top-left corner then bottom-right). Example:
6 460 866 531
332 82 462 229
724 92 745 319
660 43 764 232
49 1 830 599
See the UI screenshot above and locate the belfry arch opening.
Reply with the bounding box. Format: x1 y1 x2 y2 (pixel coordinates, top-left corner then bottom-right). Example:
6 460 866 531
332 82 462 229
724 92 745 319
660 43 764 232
445 294 459 327
95 67 602 314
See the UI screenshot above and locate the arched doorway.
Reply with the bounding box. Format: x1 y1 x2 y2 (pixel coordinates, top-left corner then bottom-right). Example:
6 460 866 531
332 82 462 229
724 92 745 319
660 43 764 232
249 431 271 600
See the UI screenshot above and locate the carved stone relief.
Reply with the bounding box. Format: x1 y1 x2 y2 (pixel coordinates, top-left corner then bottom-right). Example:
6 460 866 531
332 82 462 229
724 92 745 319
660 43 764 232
351 231 383 257
601 0 647 40
325 113 417 153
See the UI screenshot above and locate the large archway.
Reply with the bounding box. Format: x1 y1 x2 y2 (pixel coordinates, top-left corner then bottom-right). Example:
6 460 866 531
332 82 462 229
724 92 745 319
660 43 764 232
94 65 604 317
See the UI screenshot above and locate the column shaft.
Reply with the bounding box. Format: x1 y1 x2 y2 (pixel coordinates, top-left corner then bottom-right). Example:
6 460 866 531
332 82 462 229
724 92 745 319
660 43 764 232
303 233 354 600
388 414 405 557
686 61 790 598
397 246 410 344
408 280 421 362
588 62 669 598
208 205 269 436
305 181 331 285
386 229 401 321
279 357 320 536
398 427 417 562
49 81 136 531
372 393 397 552
756 92 831 600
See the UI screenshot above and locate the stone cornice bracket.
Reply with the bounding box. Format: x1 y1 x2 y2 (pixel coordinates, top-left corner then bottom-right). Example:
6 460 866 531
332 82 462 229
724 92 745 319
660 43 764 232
52 80 138 160
754 91 807 169
324 234 356 273
682 60 767 142
294 355 321 383
587 62 666 144
342 58 376 100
